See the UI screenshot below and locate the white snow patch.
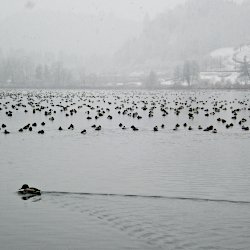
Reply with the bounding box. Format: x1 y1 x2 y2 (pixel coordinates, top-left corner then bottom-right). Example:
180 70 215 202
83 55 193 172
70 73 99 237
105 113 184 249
160 79 174 86
210 47 235 58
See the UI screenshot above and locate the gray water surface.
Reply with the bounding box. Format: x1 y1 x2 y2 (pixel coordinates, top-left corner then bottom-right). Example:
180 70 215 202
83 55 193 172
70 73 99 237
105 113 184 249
1 89 250 249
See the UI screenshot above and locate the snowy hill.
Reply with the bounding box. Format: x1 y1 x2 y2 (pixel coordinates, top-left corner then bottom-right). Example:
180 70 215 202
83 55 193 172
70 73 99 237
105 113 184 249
200 44 250 85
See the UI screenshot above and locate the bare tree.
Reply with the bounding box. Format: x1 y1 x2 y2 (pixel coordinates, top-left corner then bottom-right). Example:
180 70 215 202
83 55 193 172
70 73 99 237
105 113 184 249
239 56 250 85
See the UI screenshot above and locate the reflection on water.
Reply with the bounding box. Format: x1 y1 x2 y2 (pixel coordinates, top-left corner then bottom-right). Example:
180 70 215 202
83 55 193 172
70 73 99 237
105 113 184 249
18 193 42 202
1 89 250 249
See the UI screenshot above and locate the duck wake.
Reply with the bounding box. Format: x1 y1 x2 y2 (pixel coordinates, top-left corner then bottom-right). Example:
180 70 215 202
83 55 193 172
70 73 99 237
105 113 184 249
43 191 250 205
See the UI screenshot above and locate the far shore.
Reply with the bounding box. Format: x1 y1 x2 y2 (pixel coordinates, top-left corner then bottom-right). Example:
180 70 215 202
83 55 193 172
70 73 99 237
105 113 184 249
1 84 250 91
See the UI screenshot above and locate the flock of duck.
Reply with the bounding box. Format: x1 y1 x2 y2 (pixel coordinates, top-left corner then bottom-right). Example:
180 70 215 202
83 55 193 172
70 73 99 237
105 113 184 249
0 90 250 135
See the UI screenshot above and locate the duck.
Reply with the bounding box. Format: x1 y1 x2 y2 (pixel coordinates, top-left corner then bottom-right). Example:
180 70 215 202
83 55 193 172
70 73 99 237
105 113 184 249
18 184 41 195
68 124 74 130
81 129 87 134
23 124 30 130
95 125 102 131
131 125 138 131
204 125 213 132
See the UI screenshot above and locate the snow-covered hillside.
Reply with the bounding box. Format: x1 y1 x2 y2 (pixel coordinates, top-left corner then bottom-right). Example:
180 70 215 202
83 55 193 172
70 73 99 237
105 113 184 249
200 44 250 85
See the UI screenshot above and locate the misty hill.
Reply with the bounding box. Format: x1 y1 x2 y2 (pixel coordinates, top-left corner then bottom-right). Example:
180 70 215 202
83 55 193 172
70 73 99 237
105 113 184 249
114 0 250 71
0 10 140 60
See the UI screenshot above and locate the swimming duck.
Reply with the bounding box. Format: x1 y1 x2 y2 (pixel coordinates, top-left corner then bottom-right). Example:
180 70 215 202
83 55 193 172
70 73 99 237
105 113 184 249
68 124 74 130
4 129 10 134
131 125 138 131
95 125 102 131
18 184 41 195
153 126 158 132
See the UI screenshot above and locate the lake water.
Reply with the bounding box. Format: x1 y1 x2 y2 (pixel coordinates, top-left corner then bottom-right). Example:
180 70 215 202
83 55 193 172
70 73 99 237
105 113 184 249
1 89 250 249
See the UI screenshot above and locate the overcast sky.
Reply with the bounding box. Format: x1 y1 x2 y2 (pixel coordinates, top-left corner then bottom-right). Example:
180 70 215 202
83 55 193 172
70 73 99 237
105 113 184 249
1 0 245 21
0 0 246 58
0 0 188 21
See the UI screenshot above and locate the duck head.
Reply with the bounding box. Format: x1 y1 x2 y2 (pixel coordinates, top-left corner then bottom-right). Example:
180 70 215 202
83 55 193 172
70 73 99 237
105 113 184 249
21 184 29 189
